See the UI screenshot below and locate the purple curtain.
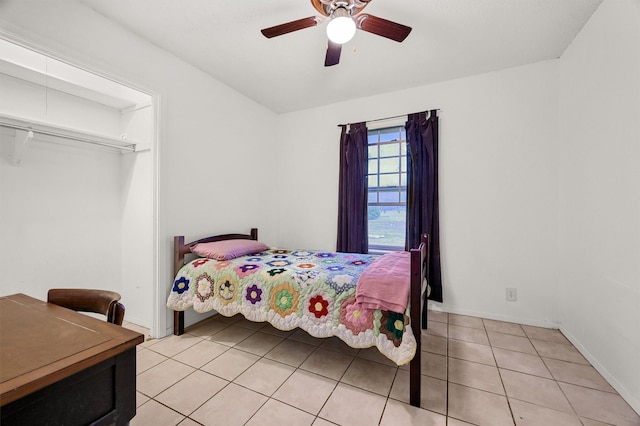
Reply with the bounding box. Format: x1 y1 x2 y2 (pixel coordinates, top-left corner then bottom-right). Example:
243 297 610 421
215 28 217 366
336 122 369 253
406 110 442 303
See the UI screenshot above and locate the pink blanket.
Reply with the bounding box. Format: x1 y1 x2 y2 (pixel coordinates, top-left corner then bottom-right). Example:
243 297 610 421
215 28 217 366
355 251 411 313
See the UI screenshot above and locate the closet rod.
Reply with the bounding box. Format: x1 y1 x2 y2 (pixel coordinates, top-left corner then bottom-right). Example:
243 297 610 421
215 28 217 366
337 109 441 127
0 122 136 152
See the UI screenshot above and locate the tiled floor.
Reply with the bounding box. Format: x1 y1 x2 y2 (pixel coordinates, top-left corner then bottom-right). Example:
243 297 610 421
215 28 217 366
124 311 640 426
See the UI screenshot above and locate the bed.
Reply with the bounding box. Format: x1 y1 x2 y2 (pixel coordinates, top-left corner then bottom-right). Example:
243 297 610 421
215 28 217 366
167 228 428 407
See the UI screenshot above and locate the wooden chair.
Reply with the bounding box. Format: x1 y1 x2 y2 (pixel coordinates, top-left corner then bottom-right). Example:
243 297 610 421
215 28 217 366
47 288 125 326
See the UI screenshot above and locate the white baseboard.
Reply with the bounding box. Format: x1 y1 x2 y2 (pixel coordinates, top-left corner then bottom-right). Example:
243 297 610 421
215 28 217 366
428 302 560 329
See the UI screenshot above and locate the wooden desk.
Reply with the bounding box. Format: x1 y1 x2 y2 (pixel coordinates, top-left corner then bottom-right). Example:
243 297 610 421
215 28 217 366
0 293 144 425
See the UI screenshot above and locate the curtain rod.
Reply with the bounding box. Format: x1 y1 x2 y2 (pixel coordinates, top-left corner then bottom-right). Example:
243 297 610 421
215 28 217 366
0 122 136 152
336 108 441 127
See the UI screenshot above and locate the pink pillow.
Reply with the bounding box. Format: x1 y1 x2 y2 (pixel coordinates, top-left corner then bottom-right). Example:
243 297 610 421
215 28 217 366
190 239 269 261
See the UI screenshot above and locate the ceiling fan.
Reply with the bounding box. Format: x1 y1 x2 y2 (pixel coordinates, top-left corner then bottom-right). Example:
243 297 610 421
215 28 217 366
261 0 412 67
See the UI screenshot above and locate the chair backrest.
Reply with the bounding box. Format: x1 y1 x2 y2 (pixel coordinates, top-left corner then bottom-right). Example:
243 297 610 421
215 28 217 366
47 288 125 326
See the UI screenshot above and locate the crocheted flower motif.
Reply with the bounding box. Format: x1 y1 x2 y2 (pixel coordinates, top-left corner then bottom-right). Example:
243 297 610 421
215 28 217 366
270 282 299 317
267 259 291 268
173 277 190 294
267 268 286 277
195 273 215 302
217 276 237 305
245 284 263 305
326 265 345 272
328 274 355 294
272 249 290 254
350 260 367 266
308 295 330 319
380 311 408 347
291 251 313 257
339 296 373 335
214 261 232 270
245 257 263 262
315 252 336 258
297 263 316 269
193 258 210 268
234 263 261 278
273 254 288 259
293 270 320 288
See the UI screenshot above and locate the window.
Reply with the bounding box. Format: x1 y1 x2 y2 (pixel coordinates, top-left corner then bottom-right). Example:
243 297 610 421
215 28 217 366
367 125 407 251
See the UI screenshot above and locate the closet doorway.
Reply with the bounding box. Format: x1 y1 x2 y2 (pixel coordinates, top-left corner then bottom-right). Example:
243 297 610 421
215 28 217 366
0 37 158 333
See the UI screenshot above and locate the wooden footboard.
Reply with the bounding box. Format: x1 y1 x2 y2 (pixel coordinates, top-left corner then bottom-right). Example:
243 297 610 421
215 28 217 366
171 229 429 407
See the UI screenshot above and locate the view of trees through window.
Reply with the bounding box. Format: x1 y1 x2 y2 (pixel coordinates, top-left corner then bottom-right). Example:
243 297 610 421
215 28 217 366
367 125 407 251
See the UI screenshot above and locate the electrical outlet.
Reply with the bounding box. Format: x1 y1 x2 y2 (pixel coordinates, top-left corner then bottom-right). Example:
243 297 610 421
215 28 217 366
506 288 517 302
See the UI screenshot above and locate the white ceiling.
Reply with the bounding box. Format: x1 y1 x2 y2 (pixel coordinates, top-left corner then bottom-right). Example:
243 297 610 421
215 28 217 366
81 0 602 113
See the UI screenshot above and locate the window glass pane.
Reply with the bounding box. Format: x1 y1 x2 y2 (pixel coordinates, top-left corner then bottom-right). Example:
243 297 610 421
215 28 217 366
368 191 378 203
368 159 378 174
401 156 407 172
400 190 407 202
379 158 400 173
379 143 398 157
368 206 406 249
400 141 407 155
379 190 400 203
367 175 377 188
400 129 406 140
368 132 379 144
379 127 400 142
379 173 399 187
400 172 407 187
368 145 378 158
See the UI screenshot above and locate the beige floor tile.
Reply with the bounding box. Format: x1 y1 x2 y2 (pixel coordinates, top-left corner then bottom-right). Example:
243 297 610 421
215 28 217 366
421 351 448 380
212 313 242 324
483 319 526 337
300 347 354 380
425 321 448 338
137 359 195 398
448 339 496 365
340 357 397 396
448 383 514 426
509 399 582 426
530 339 588 364
234 331 284 356
155 370 228 416
356 346 398 367
449 314 485 329
389 369 447 414
234 317 269 330
319 336 360 356
380 398 447 426
449 358 504 395
137 348 168 374
521 325 569 344
288 328 324 346
185 317 229 337
178 418 200 426
235 358 296 396
427 310 449 324
318 383 387 426
201 347 259 381
493 348 552 378
273 369 337 415
500 369 573 413
207 324 256 347
421 334 447 356
136 391 149 408
172 339 229 368
449 324 489 345
190 383 267 426
264 338 317 367
579 418 619 426
259 322 294 338
148 334 202 358
312 418 338 426
447 419 476 426
559 382 640 426
245 398 315 426
488 331 537 355
543 358 615 393
131 399 184 426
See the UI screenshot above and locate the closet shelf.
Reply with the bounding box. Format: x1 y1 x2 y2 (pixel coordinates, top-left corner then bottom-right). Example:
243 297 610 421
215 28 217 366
0 113 139 165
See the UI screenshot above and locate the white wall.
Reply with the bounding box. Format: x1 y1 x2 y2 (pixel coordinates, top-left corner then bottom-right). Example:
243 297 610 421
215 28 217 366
277 61 560 328
0 0 279 335
558 0 640 413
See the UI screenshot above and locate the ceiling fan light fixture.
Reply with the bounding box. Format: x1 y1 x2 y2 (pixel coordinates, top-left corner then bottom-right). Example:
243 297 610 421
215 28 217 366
326 7 356 44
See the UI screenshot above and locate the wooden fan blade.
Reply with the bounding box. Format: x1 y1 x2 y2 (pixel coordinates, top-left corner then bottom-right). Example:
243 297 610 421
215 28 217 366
261 16 318 38
356 14 412 42
324 40 342 67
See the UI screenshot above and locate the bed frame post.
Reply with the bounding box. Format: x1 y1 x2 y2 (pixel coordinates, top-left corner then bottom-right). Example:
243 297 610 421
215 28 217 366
409 233 428 407
173 236 186 336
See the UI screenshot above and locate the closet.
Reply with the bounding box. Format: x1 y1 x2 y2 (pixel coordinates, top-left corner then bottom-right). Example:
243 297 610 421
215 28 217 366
0 38 155 330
